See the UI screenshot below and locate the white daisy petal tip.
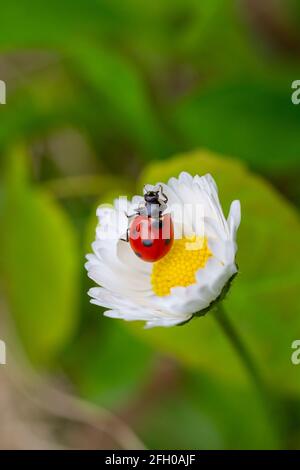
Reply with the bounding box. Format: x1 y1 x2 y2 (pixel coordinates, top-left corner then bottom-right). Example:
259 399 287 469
85 170 241 328
228 200 241 239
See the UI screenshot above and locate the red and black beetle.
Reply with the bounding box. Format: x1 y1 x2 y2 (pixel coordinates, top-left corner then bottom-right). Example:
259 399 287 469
122 185 174 262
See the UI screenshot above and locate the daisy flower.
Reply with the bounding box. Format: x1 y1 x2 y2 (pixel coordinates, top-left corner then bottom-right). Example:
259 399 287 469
85 171 241 328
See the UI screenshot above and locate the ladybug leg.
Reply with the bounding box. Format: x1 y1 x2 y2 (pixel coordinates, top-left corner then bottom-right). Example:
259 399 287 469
158 202 168 214
159 184 168 203
120 227 130 242
120 212 135 242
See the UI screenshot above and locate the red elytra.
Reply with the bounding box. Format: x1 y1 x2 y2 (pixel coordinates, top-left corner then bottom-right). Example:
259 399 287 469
129 213 174 262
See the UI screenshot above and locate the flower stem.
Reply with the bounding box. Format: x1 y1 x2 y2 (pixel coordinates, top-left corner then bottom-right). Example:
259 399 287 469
214 303 285 442
214 303 266 395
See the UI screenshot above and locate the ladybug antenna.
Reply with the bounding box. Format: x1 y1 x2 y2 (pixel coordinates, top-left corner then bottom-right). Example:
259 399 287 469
159 184 168 203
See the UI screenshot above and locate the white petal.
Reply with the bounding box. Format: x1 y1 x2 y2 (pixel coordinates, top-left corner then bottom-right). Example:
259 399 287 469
227 200 241 240
144 315 192 328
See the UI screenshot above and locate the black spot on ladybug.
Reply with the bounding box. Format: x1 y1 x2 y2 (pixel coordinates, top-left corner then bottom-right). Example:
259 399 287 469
142 239 153 247
134 251 142 257
165 238 171 245
152 219 163 229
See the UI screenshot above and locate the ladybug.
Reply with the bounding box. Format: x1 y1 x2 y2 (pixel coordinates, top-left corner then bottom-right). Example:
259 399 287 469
122 185 174 262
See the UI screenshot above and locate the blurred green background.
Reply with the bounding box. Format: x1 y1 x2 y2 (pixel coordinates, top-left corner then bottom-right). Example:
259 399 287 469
0 0 300 449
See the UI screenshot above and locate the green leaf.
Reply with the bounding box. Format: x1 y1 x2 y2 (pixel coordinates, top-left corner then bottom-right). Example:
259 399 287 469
0 147 80 365
63 316 154 408
0 0 108 48
67 43 174 158
184 371 280 449
0 65 81 150
126 149 300 394
173 82 300 172
138 370 280 449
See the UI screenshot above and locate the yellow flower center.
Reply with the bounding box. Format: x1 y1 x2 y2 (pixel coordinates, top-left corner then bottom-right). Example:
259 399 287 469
151 236 212 297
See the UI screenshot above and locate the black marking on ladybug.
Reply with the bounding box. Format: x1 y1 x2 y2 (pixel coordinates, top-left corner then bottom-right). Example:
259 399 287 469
152 219 163 229
142 239 153 247
165 238 171 245
134 251 142 257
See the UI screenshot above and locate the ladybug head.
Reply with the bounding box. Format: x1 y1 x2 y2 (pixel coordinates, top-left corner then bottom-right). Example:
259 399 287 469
144 190 160 204
143 185 168 205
